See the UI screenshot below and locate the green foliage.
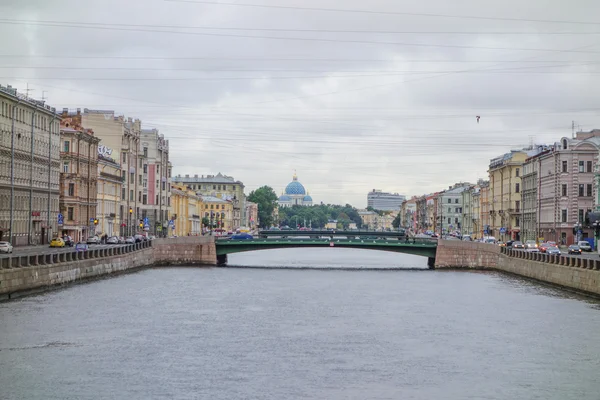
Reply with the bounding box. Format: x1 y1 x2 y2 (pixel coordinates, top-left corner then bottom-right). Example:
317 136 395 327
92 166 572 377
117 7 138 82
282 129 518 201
278 204 363 229
247 186 278 228
392 214 402 229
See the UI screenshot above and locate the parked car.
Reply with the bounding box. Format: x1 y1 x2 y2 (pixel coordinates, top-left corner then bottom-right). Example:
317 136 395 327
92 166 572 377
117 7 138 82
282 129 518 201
86 236 100 244
568 245 582 255
134 234 144 243
512 241 525 249
50 237 65 248
577 241 592 252
62 235 74 247
118 236 125 244
462 235 472 241
230 233 254 240
546 246 561 255
75 242 89 252
125 236 135 244
148 235 156 240
504 240 514 248
497 241 506 247
0 241 13 253
526 246 540 253
525 240 538 250
106 236 119 244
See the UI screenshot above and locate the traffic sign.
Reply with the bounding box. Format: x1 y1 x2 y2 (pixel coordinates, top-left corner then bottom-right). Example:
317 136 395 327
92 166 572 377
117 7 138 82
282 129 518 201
58 213 64 225
500 227 507 234
89 217 95 223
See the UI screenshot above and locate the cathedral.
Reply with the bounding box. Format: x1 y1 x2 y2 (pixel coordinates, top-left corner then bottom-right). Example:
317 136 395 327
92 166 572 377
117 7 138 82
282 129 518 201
278 173 313 207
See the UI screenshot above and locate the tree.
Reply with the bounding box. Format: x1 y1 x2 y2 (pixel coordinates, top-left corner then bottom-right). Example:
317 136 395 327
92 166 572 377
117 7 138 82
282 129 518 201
247 186 278 228
392 214 402 229
202 216 210 228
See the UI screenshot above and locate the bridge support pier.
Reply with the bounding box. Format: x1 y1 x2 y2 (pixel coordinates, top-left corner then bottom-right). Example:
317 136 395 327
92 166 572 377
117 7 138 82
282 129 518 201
427 257 435 269
217 254 228 266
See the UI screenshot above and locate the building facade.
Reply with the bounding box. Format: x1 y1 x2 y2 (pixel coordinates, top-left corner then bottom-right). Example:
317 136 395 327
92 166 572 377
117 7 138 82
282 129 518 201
172 172 245 229
436 183 471 235
201 195 234 233
97 147 122 237
479 181 490 237
81 109 141 237
367 189 406 211
536 136 599 245
488 150 528 241
170 184 202 237
245 201 258 229
140 128 171 236
59 118 100 242
0 84 61 245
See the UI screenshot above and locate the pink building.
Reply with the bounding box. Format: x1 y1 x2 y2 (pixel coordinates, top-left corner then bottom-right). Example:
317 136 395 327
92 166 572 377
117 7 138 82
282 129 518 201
532 135 599 245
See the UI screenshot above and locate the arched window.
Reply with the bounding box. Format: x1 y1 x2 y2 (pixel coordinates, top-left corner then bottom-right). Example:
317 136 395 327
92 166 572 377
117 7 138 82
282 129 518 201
562 139 568 150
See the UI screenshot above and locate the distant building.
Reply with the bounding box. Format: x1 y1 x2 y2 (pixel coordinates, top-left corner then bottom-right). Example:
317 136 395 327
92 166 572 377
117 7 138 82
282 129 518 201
278 173 313 207
245 201 258 229
367 189 406 211
172 172 245 229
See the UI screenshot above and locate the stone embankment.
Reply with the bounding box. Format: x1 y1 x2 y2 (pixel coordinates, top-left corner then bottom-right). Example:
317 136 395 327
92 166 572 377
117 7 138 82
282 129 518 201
0 237 216 301
435 239 600 297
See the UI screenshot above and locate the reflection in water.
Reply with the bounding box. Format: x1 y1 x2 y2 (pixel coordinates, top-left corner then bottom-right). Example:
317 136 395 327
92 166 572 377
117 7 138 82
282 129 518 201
0 248 599 400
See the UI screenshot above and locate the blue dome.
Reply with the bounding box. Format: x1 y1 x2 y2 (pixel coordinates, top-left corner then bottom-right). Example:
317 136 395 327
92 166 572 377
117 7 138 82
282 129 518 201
303 195 312 201
285 174 306 195
279 194 291 201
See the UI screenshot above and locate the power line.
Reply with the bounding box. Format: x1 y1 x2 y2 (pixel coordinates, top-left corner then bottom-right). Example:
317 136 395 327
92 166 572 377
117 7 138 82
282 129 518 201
2 19 600 54
1 18 599 35
165 0 600 26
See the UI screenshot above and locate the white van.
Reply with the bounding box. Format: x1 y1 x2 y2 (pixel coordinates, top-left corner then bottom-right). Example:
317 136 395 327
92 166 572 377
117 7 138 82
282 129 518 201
462 235 472 241
483 236 497 244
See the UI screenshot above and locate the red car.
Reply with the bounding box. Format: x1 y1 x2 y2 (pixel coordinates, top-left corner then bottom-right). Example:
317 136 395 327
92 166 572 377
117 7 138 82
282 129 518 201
539 241 556 253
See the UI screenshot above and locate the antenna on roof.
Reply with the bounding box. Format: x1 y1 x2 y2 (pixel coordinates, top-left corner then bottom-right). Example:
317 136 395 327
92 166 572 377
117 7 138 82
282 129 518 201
25 83 34 98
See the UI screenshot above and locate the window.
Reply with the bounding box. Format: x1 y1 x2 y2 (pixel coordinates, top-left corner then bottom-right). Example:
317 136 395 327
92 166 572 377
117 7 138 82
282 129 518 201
515 183 520 193
561 209 567 223
213 185 216 190
122 171 126 181
130 172 134 184
122 188 126 200
63 141 70 152
515 168 520 177
454 199 459 204
139 158 142 168
447 199 451 204
455 207 460 213
68 183 75 196
222 205 225 210
454 217 459 224
67 207 74 221
156 195 159 204
562 184 567 197
211 205 214 209
156 180 159 188
143 147 148 157
162 181 166 191
62 162 69 173
143 164 147 173
142 195 147 205
143 179 147 188
562 161 568 173
579 184 584 197
130 190 134 201
579 161 585 173
579 209 584 223
587 184 592 197
122 153 127 164
138 191 141 202
447 218 451 224
515 201 520 212
587 161 593 173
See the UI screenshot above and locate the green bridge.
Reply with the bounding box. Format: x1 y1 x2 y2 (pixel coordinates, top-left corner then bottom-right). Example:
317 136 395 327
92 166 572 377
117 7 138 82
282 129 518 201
215 238 438 268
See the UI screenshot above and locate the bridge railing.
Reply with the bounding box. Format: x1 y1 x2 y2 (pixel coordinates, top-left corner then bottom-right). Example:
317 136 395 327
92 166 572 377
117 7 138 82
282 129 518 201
500 245 600 270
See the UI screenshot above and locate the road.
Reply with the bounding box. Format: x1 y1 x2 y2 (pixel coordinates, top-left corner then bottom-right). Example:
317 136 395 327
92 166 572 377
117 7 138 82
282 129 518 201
0 243 126 259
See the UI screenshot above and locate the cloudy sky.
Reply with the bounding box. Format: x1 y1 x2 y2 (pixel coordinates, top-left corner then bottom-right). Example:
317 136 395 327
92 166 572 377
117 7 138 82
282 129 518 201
2 0 600 207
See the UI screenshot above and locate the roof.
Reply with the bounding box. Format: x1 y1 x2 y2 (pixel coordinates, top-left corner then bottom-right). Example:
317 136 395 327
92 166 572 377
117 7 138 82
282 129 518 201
201 195 229 203
173 172 244 185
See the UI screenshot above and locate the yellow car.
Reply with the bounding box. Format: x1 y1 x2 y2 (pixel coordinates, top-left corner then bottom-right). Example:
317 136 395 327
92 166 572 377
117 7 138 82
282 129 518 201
50 237 65 248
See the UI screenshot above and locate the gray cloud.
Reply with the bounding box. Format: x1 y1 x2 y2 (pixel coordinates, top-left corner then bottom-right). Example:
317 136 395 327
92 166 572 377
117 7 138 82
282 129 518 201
2 0 600 206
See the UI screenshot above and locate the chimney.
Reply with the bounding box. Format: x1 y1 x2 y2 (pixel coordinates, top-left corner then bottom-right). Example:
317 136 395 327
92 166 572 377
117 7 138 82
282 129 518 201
194 174 198 178
185 174 189 178
77 108 81 115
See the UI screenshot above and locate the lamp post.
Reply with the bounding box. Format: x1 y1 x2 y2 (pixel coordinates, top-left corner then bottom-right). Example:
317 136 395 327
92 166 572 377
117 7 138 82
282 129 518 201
593 220 600 254
129 207 133 237
573 221 582 244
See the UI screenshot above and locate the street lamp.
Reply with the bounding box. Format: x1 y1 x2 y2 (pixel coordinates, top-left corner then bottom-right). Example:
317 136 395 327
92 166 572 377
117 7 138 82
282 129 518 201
593 220 600 254
573 221 582 244
129 207 133 236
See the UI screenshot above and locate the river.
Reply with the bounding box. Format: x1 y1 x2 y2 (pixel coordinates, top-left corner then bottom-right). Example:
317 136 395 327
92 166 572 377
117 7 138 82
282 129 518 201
1 249 600 399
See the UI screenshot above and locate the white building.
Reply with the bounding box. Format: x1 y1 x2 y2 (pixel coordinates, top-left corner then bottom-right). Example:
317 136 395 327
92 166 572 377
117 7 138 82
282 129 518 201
367 189 406 211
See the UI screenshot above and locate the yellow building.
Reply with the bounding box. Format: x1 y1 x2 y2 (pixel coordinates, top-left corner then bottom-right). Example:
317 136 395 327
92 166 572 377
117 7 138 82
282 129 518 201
488 150 528 241
170 184 202 236
97 152 122 237
201 195 234 233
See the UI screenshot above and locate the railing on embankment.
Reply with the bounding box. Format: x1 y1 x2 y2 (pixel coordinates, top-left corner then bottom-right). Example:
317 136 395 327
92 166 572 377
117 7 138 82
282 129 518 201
0 241 154 300
435 239 600 297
